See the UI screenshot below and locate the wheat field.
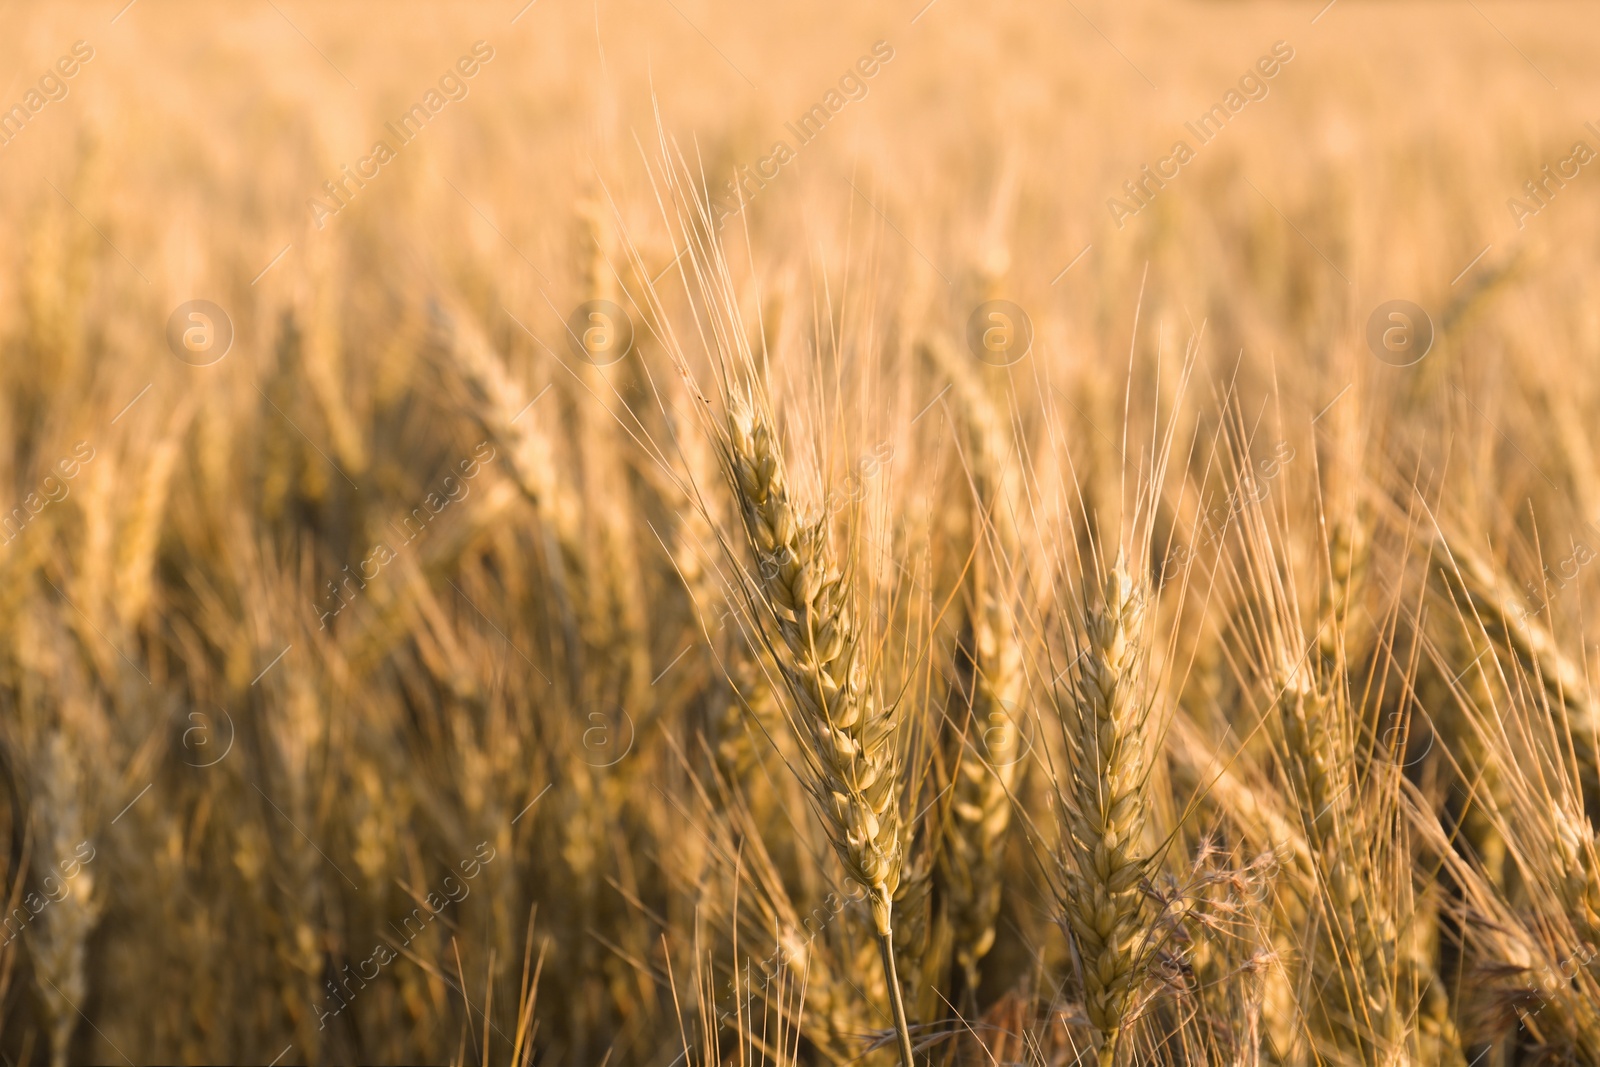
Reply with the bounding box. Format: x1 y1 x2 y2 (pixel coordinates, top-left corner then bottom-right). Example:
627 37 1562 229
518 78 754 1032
1 0 1599 1063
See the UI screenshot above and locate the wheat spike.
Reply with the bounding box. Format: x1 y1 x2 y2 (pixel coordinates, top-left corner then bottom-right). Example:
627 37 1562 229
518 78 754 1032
433 305 576 543
574 197 653 711
945 591 1023 996
114 400 194 630
1442 537 1599 758
1277 662 1403 1054
1274 623 1464 1062
26 733 99 1067
719 391 913 1064
1054 561 1153 1067
921 331 1026 998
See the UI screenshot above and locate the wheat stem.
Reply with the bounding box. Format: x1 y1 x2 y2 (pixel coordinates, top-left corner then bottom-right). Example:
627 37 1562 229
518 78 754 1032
877 920 917 1067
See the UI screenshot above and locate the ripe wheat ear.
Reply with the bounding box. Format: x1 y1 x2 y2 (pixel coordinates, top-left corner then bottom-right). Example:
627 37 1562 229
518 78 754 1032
1052 560 1155 1067
717 390 915 1065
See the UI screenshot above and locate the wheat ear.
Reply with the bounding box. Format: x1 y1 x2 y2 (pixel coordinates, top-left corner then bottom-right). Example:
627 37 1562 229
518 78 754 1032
1443 537 1599 757
1055 561 1152 1067
946 590 1023 996
1275 662 1405 1051
719 393 913 1064
28 733 99 1067
920 332 1025 997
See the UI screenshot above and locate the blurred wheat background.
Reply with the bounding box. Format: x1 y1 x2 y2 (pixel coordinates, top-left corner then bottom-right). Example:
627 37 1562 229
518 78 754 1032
2 0 1599 1064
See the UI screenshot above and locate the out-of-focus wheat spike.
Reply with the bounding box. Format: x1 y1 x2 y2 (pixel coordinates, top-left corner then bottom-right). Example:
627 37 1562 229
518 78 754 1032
572 198 653 710
1442 537 1599 756
1406 776 1600 1058
664 410 773 782
1425 619 1512 889
1438 534 1595 909
676 728 876 1062
69 441 118 671
300 253 368 477
432 304 583 688
1454 630 1600 974
1167 713 1305 1058
594 490 651 705
1315 382 1370 675
918 335 1020 554
580 192 617 307
114 401 194 630
712 653 776 783
974 149 1020 301
26 733 100 1067
921 330 1026 998
1167 714 1311 878
1274 655 1411 1057
945 597 1023 996
435 306 575 540
1317 509 1369 673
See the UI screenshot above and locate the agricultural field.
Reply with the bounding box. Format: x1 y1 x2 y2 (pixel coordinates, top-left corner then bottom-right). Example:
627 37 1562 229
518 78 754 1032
1 0 1599 1063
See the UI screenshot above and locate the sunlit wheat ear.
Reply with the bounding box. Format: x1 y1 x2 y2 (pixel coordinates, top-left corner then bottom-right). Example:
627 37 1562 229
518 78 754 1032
1434 534 1595 895
1274 633 1468 1061
1441 849 1600 1058
1406 713 1600 1059
1546 806 1600 965
1273 661 1344 854
718 392 914 1064
1054 560 1153 1067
